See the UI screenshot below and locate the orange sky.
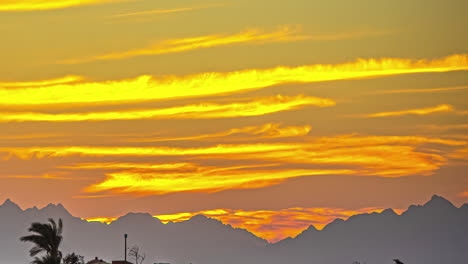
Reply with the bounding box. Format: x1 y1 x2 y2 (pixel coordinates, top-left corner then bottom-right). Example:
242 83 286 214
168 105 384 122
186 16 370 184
0 0 467 242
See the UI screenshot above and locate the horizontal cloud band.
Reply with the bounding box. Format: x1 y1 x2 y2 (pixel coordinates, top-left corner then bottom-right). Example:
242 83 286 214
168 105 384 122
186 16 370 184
1 54 466 108
0 95 334 122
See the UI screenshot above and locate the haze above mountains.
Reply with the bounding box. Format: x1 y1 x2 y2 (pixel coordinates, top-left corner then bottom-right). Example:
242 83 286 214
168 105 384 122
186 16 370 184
1 195 466 264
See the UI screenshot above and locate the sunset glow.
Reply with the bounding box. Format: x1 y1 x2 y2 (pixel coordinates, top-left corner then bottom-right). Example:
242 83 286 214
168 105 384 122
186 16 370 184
84 207 391 242
1 0 467 249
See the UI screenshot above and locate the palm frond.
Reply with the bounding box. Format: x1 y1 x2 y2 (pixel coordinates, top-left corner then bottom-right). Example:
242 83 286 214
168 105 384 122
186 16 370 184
20 218 63 262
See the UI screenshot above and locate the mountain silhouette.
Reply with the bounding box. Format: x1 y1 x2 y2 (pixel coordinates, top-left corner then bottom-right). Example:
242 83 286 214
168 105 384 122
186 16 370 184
0 195 466 264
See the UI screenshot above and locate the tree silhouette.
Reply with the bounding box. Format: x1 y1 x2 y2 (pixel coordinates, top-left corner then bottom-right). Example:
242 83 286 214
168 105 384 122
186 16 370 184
63 253 84 264
20 218 63 264
128 245 146 264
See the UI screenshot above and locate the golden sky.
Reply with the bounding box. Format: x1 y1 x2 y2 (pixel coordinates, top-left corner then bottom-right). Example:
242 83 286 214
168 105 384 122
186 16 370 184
0 0 467 242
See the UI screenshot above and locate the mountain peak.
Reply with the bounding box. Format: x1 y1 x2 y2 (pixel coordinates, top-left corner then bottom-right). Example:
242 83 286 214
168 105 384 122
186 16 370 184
190 214 209 221
381 208 397 216
424 195 455 209
41 202 72 216
114 212 162 225
187 214 217 224
184 214 226 226
1 198 22 211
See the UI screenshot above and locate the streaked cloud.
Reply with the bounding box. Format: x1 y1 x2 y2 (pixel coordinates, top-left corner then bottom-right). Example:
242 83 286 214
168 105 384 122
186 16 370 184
0 173 68 180
112 4 223 18
422 123 468 132
366 104 454 118
1 143 305 159
2 134 461 195
0 133 65 140
449 148 468 160
85 207 388 242
215 145 444 177
62 162 195 171
373 85 468 94
0 75 83 88
0 95 334 122
132 123 312 142
314 134 466 147
85 167 354 195
73 194 116 199
2 54 467 108
0 0 123 11
62 26 308 64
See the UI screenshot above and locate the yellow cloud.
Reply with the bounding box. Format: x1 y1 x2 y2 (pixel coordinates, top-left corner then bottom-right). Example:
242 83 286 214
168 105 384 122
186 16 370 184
315 134 466 147
374 85 468 94
85 168 355 195
0 95 334 122
62 26 307 64
73 194 116 199
112 4 223 18
3 135 460 176
132 123 312 142
0 173 68 180
0 143 301 159
1 134 459 200
422 123 468 131
210 145 444 177
1 135 462 194
2 54 467 108
449 148 468 160
208 135 464 177
0 0 122 11
0 133 65 140
0 75 83 88
366 104 454 118
62 162 195 170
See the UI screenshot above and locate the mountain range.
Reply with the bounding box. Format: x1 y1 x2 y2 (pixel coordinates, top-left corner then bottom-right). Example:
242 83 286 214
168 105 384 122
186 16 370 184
0 195 466 264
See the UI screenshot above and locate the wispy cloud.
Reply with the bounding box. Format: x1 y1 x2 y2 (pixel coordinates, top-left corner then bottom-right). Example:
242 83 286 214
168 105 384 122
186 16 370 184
0 173 69 180
366 104 454 118
85 167 353 195
372 85 468 94
0 133 65 140
0 0 124 11
422 124 468 131
0 95 334 122
0 75 83 88
2 54 467 108
2 134 462 196
61 26 307 64
449 148 468 160
62 27 391 64
111 4 223 18
63 162 195 170
131 123 312 142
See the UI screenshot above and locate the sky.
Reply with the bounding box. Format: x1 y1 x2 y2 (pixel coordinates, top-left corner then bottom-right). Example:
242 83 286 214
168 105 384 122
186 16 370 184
0 0 467 243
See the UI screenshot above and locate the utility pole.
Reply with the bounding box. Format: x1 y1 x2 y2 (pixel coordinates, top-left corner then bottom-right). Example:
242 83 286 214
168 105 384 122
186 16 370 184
124 234 128 262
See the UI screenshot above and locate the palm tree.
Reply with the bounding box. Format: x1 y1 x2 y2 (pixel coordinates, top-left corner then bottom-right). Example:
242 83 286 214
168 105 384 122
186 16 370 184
31 255 60 264
20 218 63 264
